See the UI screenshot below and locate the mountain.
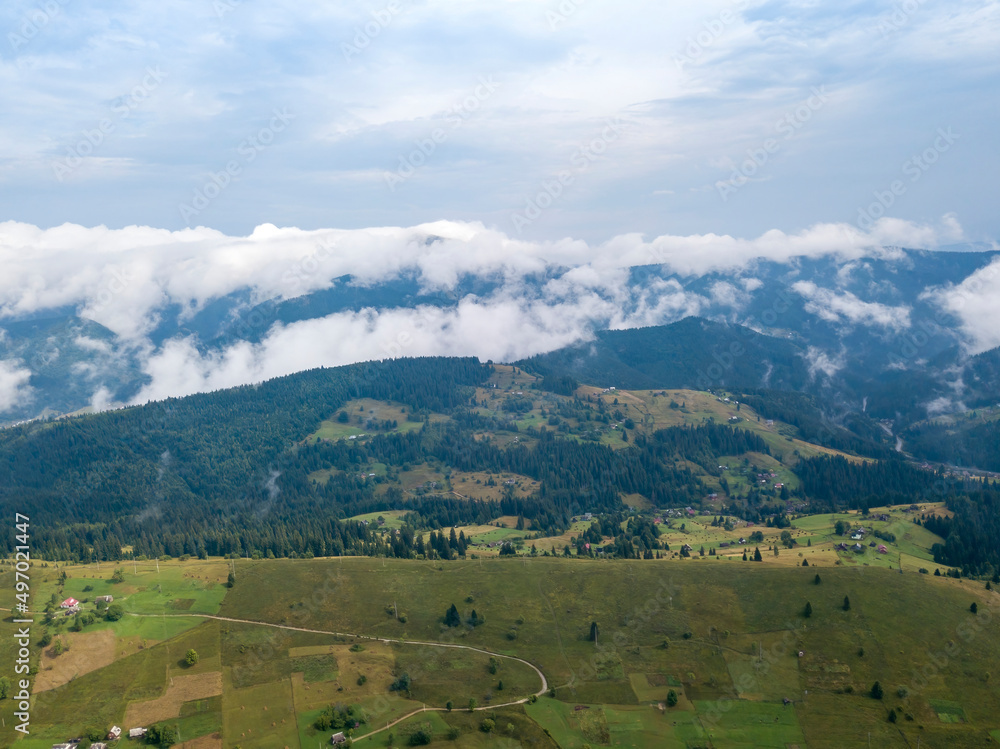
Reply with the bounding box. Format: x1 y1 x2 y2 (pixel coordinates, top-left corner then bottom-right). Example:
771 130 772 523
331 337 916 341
520 317 811 392
0 315 146 421
1 247 998 430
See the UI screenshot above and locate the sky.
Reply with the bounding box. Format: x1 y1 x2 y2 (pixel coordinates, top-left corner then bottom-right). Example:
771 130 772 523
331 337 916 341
1 0 998 242
1 1 999 412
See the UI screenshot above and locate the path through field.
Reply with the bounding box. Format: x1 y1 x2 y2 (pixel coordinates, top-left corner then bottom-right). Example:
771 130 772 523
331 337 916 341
128 611 549 741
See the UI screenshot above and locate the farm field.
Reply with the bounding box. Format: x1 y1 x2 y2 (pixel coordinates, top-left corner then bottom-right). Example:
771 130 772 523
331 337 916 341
3 555 998 748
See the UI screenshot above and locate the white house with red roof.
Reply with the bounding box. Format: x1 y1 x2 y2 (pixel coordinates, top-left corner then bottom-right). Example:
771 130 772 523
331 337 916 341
59 598 79 608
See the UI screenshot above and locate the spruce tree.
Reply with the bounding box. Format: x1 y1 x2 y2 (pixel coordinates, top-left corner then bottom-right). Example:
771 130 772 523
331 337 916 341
843 596 851 611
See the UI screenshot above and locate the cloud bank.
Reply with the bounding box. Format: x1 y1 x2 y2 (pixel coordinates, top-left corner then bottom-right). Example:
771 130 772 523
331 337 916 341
1 216 993 411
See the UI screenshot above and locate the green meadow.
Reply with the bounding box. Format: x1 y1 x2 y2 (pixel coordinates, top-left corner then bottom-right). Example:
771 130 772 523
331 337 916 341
2 555 999 748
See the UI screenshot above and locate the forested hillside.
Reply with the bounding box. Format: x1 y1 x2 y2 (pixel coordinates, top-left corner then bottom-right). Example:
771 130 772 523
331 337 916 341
2 353 998 576
519 317 811 392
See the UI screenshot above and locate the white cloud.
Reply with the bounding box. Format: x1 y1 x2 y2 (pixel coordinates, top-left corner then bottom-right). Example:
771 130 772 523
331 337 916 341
0 216 987 411
925 254 1000 354
0 360 33 412
792 281 911 332
0 217 946 343
802 346 845 381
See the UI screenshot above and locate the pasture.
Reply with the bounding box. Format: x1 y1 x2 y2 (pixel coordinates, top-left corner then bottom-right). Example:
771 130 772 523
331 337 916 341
3 554 999 748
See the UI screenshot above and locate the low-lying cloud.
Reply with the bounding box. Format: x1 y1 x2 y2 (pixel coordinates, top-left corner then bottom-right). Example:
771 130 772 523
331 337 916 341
0 216 987 411
0 360 33 412
792 281 912 332
924 253 1000 354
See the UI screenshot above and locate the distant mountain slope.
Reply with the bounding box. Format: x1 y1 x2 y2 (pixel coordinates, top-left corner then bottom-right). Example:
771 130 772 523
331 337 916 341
2 247 997 425
0 316 146 420
519 317 812 392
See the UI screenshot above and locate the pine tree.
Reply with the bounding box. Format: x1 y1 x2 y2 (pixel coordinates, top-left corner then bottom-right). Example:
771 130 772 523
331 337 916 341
589 621 599 643
445 604 461 627
754 547 763 562
870 681 883 699
814 573 821 585
843 596 851 611
804 602 813 618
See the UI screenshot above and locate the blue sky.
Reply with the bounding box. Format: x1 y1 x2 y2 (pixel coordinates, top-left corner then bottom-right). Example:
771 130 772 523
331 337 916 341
1 0 998 242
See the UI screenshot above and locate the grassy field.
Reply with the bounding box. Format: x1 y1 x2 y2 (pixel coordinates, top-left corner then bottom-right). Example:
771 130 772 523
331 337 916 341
4 555 999 748
307 398 442 443
648 503 950 573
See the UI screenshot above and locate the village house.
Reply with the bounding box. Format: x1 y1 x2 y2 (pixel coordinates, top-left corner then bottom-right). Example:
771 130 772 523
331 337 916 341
107 726 122 740
59 597 79 609
91 744 108 749
331 731 348 744
129 728 147 738
95 595 113 604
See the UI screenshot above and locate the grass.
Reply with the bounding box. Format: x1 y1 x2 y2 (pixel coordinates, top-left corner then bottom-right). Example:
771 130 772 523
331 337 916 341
347 509 408 529
222 678 299 749
694 699 806 747
7 555 1000 749
307 398 445 444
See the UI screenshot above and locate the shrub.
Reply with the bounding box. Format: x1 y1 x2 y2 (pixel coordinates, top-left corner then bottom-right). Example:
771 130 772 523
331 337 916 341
408 730 431 745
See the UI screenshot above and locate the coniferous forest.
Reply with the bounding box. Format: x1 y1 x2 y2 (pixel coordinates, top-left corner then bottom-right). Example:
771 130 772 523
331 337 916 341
1 355 998 577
